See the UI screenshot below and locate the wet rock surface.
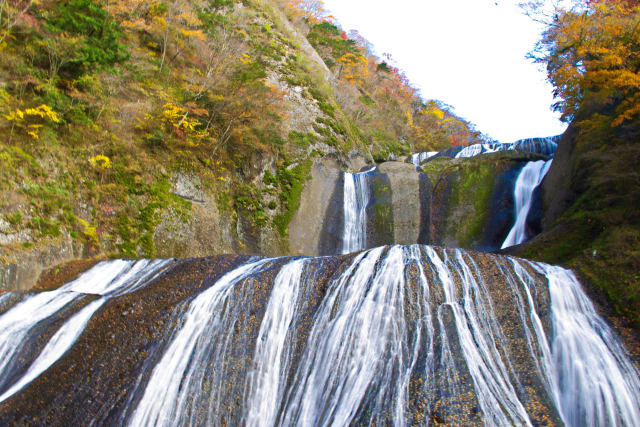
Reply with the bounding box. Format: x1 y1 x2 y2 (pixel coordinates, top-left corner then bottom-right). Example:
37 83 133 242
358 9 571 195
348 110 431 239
1 247 633 425
289 161 343 256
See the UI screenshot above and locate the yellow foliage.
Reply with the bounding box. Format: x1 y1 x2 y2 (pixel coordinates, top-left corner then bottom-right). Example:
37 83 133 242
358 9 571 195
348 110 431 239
338 53 369 85
161 103 202 134
4 109 24 121
153 16 167 29
537 0 640 125
180 29 206 40
78 218 99 248
24 105 60 123
0 86 9 105
3 104 60 139
89 155 112 169
284 0 328 24
424 107 445 121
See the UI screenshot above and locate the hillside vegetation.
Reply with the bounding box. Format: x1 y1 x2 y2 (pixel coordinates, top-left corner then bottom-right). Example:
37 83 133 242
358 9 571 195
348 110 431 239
0 0 481 264
516 0 640 330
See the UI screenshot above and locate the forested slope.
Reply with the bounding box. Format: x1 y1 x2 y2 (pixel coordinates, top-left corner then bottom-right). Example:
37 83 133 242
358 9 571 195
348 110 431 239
0 0 481 288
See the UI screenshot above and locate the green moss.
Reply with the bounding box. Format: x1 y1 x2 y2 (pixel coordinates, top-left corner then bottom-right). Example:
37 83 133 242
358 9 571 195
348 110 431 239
519 194 640 329
288 130 317 148
116 213 136 258
367 126 411 162
28 217 61 238
447 162 496 248
420 157 453 175
367 175 394 245
273 159 313 237
7 211 23 226
315 117 345 135
317 100 335 117
372 204 393 236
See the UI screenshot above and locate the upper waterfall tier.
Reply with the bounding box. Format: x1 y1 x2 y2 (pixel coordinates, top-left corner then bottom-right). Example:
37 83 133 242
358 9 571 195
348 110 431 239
0 248 638 426
341 168 376 254
409 135 559 167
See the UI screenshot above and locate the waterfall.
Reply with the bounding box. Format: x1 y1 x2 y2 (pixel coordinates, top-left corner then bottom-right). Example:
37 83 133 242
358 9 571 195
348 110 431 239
410 151 438 166
341 168 375 254
535 263 640 426
455 136 559 159
1 249 638 426
244 259 307 427
128 257 274 426
0 259 171 402
501 160 552 249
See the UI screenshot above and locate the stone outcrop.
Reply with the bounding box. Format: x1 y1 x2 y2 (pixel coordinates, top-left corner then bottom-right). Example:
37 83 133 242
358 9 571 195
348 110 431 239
289 160 343 256
423 152 546 251
0 236 79 292
289 151 548 256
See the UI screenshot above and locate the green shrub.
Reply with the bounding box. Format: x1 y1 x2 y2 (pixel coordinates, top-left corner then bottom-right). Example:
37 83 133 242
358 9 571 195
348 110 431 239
288 130 316 148
46 0 129 73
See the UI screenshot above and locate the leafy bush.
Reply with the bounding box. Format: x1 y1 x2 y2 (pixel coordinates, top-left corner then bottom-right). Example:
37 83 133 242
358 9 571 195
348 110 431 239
46 0 129 73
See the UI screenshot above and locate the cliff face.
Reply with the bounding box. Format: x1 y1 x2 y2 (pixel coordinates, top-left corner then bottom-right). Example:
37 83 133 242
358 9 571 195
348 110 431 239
0 0 355 290
287 151 550 256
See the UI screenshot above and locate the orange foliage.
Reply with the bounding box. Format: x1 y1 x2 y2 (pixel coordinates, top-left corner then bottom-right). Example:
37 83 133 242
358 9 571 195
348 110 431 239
283 0 333 24
534 0 640 125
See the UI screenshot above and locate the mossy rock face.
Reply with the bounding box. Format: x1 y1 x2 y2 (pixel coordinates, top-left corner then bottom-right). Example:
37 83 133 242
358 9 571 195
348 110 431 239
445 160 498 248
367 173 394 247
425 153 534 251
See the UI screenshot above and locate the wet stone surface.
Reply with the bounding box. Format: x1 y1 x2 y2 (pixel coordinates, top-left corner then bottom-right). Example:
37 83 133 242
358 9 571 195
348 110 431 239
0 247 636 425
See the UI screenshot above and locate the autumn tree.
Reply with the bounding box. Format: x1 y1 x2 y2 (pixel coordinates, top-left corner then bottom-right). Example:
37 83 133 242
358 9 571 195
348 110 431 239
337 52 368 85
529 0 640 125
282 0 331 24
45 0 129 73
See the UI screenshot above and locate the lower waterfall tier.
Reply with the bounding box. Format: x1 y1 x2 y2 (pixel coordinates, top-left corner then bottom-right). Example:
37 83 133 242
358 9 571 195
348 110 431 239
0 246 638 426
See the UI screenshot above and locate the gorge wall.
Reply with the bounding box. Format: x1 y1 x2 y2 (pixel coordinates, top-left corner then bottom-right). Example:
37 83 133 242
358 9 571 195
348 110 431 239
289 140 555 257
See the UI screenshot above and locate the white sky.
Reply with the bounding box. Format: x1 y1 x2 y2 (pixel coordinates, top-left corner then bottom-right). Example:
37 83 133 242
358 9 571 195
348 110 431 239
321 0 568 143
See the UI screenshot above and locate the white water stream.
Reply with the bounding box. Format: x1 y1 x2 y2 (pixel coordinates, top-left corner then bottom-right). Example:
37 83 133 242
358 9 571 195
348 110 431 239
126 246 640 426
410 151 438 165
501 160 552 249
0 259 171 403
0 248 638 426
341 168 375 254
128 258 274 426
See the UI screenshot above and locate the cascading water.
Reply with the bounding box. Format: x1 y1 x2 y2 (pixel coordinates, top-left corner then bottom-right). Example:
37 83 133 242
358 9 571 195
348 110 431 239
501 160 552 249
455 136 559 159
410 151 438 166
0 248 638 426
341 167 375 254
0 259 172 403
127 257 274 426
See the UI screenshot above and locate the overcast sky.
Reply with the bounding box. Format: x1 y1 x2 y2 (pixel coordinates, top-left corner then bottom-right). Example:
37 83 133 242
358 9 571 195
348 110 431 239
321 0 567 143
